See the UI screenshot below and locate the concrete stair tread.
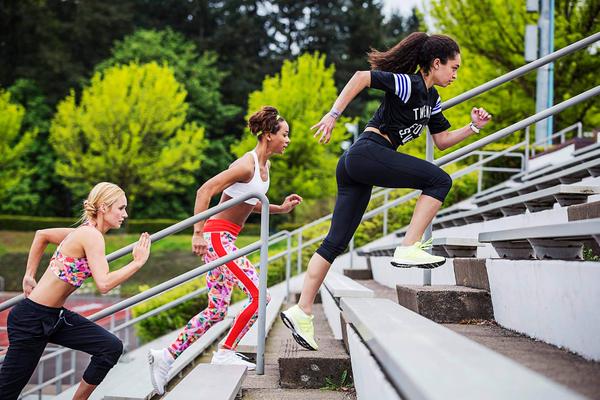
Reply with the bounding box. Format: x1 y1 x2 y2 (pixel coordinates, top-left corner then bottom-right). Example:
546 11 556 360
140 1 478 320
341 297 584 399
162 364 247 400
444 322 600 400
323 271 374 298
278 304 351 389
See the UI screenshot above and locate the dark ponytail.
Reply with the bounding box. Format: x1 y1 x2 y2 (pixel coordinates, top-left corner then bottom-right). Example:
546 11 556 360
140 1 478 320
248 106 285 138
368 32 460 74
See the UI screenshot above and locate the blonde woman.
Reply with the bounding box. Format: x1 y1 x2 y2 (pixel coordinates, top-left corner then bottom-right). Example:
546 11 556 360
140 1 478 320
0 182 151 400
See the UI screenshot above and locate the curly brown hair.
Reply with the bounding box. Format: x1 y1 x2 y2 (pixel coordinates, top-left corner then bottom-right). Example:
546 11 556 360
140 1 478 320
248 106 285 137
368 32 460 74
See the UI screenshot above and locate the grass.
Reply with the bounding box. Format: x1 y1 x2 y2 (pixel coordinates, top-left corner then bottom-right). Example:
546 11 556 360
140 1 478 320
0 230 261 255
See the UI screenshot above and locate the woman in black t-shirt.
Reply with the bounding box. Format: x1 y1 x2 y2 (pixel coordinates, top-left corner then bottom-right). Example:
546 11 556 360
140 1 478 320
281 32 491 351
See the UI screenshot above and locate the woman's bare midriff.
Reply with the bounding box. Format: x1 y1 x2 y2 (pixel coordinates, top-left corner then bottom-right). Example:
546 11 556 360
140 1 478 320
211 193 256 227
28 267 77 308
364 127 393 145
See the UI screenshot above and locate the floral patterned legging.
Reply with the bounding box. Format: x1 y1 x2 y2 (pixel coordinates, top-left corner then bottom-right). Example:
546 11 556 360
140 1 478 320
168 229 270 358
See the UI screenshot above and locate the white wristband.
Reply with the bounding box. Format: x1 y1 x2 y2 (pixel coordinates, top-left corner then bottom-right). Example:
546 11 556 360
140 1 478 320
469 122 480 134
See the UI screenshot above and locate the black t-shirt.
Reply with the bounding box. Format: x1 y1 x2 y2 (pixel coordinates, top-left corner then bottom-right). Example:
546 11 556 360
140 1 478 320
366 70 451 149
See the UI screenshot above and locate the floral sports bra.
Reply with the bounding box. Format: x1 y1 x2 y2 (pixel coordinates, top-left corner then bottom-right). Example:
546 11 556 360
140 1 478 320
49 229 92 288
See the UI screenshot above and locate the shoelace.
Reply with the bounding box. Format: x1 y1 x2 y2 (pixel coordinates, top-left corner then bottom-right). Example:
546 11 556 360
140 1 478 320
297 317 314 334
417 238 434 251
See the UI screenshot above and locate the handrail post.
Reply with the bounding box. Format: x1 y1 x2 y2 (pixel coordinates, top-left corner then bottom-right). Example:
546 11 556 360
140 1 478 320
285 233 292 302
477 153 483 193
424 130 434 286
383 191 389 236
296 231 303 274
255 195 270 375
38 362 43 399
55 352 63 394
525 127 530 172
349 236 355 269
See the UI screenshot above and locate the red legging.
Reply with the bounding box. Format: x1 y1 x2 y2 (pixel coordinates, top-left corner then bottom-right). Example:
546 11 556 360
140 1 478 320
169 219 270 358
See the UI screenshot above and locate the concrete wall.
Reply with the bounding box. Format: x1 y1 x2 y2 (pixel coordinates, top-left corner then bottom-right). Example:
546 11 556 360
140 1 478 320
486 259 600 361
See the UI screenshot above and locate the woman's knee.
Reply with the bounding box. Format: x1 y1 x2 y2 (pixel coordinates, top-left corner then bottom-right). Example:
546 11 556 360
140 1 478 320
91 333 123 369
424 168 452 201
105 335 124 364
206 307 227 323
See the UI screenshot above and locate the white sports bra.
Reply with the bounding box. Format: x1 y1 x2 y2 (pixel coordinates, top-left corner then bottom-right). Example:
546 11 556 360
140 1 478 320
223 150 270 205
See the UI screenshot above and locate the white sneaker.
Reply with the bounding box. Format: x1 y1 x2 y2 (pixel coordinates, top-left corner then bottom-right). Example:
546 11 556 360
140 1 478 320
211 349 256 371
148 348 173 395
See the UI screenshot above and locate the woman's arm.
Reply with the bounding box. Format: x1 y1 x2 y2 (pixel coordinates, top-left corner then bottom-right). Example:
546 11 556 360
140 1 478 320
252 194 303 214
432 107 492 151
312 71 371 144
23 228 75 296
192 156 254 256
84 229 151 294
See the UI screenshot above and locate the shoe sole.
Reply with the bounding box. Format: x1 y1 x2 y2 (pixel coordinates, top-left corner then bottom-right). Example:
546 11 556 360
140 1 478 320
280 312 317 351
147 351 165 395
390 259 445 269
211 360 256 371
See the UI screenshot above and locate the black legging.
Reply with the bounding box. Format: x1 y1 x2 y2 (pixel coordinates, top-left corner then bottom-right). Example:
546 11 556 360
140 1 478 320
0 298 123 399
316 131 452 264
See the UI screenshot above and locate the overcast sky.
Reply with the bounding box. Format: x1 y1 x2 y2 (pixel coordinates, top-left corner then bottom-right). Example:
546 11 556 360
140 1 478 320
383 0 424 17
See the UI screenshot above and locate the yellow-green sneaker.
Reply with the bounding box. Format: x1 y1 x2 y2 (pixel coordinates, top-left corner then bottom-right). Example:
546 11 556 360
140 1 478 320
280 305 318 350
391 239 446 269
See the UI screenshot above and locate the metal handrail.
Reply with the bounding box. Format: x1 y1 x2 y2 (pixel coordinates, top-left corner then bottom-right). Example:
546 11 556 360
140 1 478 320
434 86 599 167
0 191 271 378
442 33 599 110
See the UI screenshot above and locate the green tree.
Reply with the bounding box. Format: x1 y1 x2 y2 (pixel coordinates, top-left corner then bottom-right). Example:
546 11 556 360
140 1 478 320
231 53 352 219
49 62 206 208
0 90 37 203
0 80 73 216
96 28 241 211
429 0 600 151
0 0 135 105
97 28 239 135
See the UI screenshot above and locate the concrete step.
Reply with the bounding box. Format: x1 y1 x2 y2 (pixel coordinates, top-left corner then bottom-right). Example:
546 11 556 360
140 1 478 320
568 199 600 221
453 258 490 291
342 268 373 280
396 284 494 323
277 305 351 390
279 338 351 390
162 364 246 400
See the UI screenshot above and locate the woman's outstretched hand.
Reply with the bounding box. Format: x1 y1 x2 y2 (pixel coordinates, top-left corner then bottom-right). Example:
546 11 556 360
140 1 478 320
311 113 337 144
471 107 492 129
281 194 303 213
132 232 151 266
